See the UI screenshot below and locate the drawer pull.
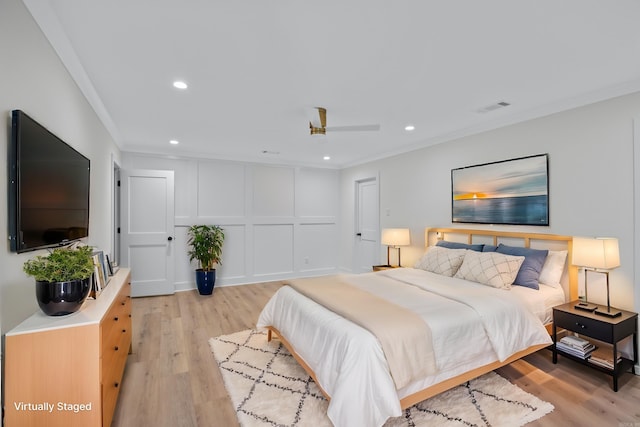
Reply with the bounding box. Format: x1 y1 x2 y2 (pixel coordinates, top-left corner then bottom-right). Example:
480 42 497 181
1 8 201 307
122 329 127 333
114 316 119 321
575 322 586 329
115 346 119 351
114 382 119 388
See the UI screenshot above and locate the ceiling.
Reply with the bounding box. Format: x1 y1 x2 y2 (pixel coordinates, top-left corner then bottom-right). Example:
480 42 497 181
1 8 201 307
23 0 640 168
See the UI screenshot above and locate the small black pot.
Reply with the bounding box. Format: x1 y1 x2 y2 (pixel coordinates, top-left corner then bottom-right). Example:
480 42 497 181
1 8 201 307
35 278 91 316
195 269 216 295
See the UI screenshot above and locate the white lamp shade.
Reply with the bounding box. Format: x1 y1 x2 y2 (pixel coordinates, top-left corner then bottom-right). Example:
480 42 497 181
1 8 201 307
381 228 410 246
572 237 620 270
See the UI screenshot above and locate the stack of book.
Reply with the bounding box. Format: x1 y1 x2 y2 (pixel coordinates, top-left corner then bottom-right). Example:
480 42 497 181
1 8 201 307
588 347 622 370
556 335 596 359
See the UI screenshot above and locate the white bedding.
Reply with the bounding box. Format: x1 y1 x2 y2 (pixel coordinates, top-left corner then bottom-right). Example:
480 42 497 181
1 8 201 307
257 268 554 427
510 282 565 324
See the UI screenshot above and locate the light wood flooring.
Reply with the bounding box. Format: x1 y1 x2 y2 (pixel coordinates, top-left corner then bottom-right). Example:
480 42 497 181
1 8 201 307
112 282 640 427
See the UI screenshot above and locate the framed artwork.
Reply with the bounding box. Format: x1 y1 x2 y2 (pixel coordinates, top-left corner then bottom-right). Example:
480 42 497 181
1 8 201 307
451 154 549 226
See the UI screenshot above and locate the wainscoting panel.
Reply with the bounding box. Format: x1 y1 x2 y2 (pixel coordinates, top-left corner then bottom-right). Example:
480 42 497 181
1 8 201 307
298 223 338 273
295 168 339 218
253 166 295 217
217 224 247 280
174 226 192 285
197 161 246 217
253 224 294 277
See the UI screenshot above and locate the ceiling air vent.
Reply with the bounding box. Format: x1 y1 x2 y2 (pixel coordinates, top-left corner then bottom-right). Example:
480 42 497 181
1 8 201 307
476 101 511 114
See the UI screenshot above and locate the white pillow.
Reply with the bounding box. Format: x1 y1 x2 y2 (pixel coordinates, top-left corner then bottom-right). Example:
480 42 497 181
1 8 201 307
538 250 567 288
414 246 467 277
454 250 525 289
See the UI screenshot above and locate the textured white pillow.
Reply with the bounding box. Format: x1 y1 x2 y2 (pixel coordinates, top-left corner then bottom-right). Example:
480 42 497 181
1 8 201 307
414 246 467 277
538 250 567 288
454 250 525 289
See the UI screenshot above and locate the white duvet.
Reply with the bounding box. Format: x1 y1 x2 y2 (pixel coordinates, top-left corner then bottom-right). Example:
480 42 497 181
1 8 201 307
256 268 553 427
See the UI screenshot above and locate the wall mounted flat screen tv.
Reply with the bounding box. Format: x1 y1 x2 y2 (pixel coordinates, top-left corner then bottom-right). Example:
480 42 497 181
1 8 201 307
8 110 90 252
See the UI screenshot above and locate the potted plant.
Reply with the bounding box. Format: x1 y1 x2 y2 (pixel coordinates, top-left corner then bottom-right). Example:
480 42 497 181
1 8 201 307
23 245 95 316
187 225 225 295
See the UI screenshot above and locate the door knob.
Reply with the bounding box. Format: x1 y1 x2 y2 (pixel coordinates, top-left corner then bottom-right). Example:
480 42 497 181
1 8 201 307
168 236 173 241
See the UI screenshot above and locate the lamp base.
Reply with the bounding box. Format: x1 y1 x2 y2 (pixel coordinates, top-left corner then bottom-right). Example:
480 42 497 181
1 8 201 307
574 301 597 312
594 307 622 317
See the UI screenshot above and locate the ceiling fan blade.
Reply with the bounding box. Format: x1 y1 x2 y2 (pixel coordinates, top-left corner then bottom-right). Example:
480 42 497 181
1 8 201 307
317 107 327 129
325 124 380 132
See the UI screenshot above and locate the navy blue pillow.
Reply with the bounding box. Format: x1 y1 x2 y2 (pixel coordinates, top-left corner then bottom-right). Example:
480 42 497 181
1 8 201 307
436 240 484 252
495 244 548 290
482 245 498 252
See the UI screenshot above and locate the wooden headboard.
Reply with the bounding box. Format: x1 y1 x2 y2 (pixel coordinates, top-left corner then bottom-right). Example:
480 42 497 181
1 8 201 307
424 227 578 302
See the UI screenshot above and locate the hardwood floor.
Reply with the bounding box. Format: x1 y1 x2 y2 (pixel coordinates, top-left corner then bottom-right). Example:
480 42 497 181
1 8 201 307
112 283 640 427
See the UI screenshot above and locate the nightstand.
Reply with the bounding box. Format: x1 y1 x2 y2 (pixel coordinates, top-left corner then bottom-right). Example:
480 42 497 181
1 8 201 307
372 265 398 272
552 301 638 391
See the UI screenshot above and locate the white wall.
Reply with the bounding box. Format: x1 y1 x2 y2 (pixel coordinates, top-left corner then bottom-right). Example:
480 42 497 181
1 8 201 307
122 154 340 289
341 91 640 313
0 0 121 333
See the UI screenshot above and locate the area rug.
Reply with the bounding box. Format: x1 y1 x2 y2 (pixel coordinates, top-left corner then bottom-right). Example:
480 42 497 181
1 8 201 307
209 329 553 427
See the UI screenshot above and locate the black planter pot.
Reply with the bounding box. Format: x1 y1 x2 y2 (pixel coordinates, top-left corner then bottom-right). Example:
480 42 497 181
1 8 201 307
35 277 91 316
195 269 216 295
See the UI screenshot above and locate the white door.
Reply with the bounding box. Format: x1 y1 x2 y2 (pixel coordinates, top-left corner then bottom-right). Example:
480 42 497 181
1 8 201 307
354 177 379 272
120 169 175 297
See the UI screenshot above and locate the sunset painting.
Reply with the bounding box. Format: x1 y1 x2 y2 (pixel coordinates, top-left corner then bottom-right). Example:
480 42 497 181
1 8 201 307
451 154 549 225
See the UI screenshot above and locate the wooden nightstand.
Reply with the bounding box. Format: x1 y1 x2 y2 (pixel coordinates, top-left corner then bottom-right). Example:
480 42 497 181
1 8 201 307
372 265 398 272
552 301 638 391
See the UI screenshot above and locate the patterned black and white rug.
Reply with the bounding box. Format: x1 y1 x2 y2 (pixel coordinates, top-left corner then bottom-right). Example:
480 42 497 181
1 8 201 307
209 329 553 427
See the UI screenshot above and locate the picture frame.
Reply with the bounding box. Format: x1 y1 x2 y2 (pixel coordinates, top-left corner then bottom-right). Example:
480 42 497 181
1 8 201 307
451 154 549 226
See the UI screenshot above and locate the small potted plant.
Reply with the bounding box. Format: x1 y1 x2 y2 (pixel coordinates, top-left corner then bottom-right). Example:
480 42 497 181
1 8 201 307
187 225 225 295
23 245 95 316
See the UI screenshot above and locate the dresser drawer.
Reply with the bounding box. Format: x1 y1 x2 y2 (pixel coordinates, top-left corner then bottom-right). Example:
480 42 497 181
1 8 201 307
101 310 131 353
554 310 613 342
101 283 131 354
100 278 131 427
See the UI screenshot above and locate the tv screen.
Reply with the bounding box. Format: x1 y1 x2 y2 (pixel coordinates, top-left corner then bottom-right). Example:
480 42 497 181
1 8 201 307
8 110 90 252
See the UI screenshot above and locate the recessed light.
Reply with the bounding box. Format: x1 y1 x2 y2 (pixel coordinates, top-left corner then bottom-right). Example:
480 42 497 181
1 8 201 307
404 125 415 131
323 156 331 160
169 140 179 145
173 81 188 89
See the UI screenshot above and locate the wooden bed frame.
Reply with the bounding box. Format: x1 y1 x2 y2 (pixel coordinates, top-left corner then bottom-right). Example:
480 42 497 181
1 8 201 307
266 227 578 411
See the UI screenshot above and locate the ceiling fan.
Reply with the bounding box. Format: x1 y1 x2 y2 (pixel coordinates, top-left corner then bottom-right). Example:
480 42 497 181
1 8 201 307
309 107 380 136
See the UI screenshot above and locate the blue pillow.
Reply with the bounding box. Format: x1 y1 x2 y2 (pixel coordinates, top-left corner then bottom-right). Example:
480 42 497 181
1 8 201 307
436 240 484 252
482 245 498 252
495 244 548 290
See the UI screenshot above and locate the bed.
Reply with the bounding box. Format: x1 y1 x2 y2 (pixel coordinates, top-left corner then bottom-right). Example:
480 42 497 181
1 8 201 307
257 228 578 427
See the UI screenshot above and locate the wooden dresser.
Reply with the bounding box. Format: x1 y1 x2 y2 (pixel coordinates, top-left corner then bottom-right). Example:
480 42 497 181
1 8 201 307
4 268 132 427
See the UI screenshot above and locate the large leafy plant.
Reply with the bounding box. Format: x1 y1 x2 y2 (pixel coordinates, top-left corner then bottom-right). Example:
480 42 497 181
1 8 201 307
23 246 94 282
187 225 225 271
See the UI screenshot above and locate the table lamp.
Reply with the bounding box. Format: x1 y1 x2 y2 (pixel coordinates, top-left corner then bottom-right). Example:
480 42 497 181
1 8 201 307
572 236 621 317
381 228 410 267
